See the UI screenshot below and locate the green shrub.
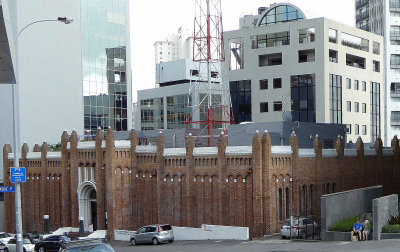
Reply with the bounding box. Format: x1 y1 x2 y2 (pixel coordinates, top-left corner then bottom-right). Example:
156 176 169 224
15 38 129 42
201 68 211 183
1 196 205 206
388 212 400 225
329 215 361 232
382 225 400 233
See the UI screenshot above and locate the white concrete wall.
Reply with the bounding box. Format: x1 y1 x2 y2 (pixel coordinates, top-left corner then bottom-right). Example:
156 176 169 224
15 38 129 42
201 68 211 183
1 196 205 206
114 224 249 241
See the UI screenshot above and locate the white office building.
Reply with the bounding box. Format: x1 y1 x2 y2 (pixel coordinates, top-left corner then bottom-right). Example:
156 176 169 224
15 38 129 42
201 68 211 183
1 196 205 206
356 0 400 146
224 3 384 144
0 0 132 230
154 27 193 64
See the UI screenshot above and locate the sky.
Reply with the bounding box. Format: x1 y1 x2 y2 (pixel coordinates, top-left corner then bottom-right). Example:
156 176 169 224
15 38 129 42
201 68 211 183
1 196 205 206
129 0 355 102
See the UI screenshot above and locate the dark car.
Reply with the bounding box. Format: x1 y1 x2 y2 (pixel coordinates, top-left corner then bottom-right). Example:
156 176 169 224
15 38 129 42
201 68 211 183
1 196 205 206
59 239 115 252
34 235 71 252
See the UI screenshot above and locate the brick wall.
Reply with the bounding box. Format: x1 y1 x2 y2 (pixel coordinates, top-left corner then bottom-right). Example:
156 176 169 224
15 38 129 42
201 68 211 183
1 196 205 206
3 129 400 238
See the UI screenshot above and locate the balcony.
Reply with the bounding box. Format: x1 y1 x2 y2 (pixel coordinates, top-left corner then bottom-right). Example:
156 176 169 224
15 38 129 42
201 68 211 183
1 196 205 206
356 11 369 22
356 0 369 9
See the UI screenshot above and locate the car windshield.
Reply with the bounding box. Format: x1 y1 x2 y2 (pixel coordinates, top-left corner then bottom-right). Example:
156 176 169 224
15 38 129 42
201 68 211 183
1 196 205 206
62 236 72 242
23 239 32 244
161 225 172 231
66 244 115 252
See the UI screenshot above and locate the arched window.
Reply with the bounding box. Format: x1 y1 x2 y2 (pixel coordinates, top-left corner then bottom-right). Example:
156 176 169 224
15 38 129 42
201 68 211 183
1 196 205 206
258 4 305 26
327 183 331 194
309 185 314 215
278 188 283 220
332 183 336 193
285 187 290 219
301 185 307 216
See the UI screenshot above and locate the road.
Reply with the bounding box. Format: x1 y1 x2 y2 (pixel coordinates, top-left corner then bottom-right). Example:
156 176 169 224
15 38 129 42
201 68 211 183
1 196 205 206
111 238 400 252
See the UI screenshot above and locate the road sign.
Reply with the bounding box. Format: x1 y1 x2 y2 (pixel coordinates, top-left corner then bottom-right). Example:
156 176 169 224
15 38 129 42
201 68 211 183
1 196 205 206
0 186 15 192
10 167 26 183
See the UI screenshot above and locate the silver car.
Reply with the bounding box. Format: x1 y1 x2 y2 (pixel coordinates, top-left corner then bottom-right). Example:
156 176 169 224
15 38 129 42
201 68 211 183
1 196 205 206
130 224 174 246
280 217 318 239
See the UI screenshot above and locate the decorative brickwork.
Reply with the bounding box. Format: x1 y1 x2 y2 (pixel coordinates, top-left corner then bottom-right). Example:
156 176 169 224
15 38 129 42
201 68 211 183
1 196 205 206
3 129 400 238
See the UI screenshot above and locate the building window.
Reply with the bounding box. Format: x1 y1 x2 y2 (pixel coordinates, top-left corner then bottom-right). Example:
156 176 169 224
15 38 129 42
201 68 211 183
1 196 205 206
355 102 359 112
324 139 334 149
329 74 342 124
391 83 400 97
166 95 188 129
390 26 400 45
355 124 360 135
373 60 380 72
342 33 369 52
251 31 290 49
371 82 381 141
346 54 366 69
298 49 315 63
230 38 244 70
273 101 283 111
260 102 268 112
362 103 367 113
299 28 315 43
390 0 400 11
354 80 359 90
346 78 351 89
329 29 337 43
362 81 367 91
391 55 400 69
230 80 252 123
347 101 352 112
329 49 338 63
190 69 199 76
373 41 380 54
260 79 268 90
391 111 400 126
291 74 316 122
259 53 282 66
259 5 304 26
346 124 352 134
362 125 367 135
273 78 282 89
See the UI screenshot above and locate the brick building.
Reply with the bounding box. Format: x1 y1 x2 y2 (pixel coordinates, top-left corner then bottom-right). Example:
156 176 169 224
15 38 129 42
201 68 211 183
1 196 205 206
3 128 400 238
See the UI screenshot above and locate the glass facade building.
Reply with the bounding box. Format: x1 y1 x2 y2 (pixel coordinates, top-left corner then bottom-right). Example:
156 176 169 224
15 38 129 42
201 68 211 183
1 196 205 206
81 0 128 133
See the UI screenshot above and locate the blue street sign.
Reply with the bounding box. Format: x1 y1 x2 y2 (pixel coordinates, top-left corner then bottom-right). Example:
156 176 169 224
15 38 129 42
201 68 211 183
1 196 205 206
10 167 26 183
0 186 15 192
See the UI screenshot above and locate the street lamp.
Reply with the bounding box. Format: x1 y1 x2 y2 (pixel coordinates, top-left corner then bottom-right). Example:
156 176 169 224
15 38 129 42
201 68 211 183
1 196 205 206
12 17 73 252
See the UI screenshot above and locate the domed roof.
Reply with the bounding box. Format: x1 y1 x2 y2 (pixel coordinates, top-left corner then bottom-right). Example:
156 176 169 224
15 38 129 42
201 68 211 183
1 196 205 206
257 3 306 27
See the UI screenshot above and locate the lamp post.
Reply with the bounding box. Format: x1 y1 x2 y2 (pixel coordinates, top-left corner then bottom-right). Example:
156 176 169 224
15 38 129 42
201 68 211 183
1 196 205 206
12 17 73 252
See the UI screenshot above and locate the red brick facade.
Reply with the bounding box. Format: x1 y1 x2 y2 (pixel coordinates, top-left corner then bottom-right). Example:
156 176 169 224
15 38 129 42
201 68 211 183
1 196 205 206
3 129 400 238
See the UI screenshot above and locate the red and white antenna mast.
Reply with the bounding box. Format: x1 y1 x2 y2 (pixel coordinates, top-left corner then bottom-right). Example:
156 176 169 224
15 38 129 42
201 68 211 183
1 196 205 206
184 0 234 147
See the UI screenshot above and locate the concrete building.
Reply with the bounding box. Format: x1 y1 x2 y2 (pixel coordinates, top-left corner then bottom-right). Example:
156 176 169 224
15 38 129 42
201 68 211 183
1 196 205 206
136 59 222 131
3 128 400 238
154 27 193 64
355 0 400 146
0 0 131 230
224 3 385 144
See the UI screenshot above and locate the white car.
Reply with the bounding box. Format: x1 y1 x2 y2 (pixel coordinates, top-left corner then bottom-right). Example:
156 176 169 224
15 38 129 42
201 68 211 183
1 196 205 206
1 238 35 252
0 233 13 245
280 217 318 239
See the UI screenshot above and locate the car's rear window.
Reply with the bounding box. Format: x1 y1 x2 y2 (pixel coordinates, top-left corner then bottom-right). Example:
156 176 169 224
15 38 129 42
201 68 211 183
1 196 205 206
283 220 290 226
161 225 172 231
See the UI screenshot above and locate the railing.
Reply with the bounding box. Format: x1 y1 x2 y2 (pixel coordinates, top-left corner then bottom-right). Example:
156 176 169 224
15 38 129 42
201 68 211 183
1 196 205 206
356 0 369 9
356 11 369 22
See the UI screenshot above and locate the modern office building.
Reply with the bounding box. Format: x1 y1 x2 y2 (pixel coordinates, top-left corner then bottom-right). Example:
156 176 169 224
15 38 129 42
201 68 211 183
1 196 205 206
154 27 193 64
355 0 400 146
224 3 384 144
136 59 222 131
0 0 131 230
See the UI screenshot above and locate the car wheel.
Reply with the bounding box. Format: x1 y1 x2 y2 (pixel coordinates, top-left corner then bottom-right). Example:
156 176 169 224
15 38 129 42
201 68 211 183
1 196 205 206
168 240 173 243
130 239 136 246
281 236 286 239
152 238 159 245
38 247 46 252
23 248 26 252
4 248 8 252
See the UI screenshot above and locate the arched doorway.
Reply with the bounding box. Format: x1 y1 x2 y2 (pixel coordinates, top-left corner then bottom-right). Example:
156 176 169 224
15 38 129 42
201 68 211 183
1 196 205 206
77 182 97 232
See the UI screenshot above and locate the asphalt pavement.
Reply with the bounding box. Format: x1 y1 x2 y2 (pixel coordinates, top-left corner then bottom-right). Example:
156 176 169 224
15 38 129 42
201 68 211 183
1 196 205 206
111 238 400 252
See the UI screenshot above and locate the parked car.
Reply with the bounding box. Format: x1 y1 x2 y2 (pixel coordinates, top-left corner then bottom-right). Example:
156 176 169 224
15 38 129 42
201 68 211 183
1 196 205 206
0 233 14 245
130 224 174 245
59 238 115 252
280 217 318 239
34 235 71 252
0 238 35 252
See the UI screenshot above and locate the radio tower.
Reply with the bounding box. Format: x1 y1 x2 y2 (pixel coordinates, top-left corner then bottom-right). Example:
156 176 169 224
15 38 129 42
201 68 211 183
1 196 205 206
184 0 233 147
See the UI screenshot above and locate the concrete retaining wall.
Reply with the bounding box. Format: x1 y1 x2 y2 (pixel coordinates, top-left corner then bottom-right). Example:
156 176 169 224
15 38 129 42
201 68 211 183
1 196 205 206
114 224 249 241
373 194 399 240
321 185 382 241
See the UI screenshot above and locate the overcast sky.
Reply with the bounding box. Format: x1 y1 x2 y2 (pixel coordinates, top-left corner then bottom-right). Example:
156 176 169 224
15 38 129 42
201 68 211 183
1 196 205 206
129 0 355 102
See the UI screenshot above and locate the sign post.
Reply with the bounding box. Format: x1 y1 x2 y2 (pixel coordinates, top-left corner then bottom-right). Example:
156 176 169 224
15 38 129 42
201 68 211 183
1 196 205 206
10 167 25 252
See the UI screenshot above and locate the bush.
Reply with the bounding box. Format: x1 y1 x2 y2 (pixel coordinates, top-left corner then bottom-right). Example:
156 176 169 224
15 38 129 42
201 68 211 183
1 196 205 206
388 212 400 225
329 215 361 232
382 225 400 233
